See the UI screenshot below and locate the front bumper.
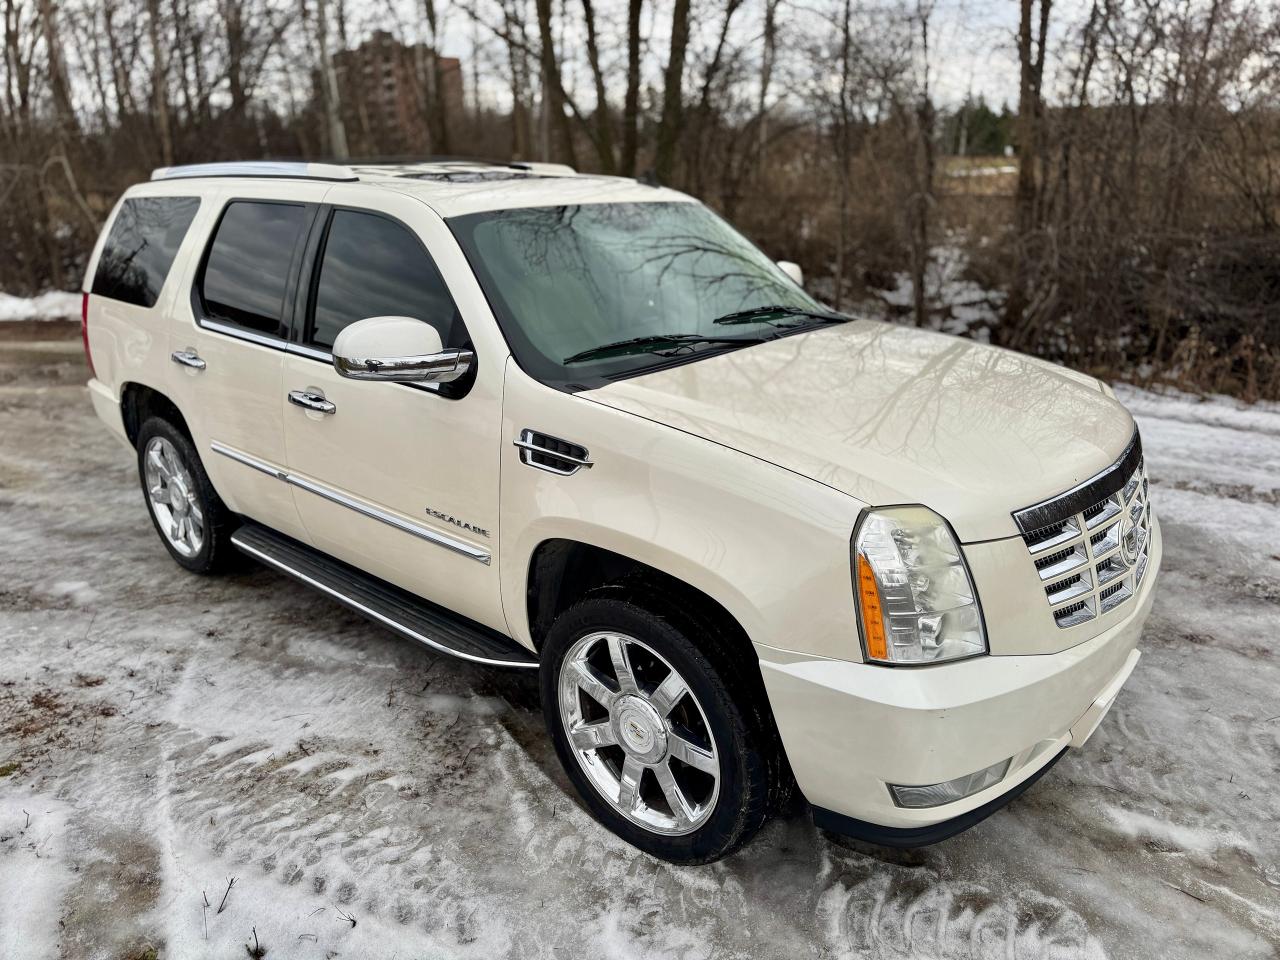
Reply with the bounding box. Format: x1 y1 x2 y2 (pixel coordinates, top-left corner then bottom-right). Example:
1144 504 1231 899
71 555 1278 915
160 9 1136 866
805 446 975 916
758 527 1159 841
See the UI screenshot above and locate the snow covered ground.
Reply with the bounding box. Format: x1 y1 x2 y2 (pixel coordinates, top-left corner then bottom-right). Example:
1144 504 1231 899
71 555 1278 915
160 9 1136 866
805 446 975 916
1 334 1277 960
0 291 80 322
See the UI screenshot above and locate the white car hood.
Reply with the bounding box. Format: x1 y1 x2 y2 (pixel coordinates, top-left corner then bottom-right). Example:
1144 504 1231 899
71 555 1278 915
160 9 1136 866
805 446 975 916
586 319 1135 542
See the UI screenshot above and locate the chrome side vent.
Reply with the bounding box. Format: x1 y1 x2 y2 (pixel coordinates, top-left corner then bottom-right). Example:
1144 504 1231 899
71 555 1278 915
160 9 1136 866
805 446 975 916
514 429 593 476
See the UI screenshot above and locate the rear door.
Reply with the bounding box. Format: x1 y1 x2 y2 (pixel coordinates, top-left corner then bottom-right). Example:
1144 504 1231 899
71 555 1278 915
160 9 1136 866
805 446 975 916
168 184 326 540
279 187 508 633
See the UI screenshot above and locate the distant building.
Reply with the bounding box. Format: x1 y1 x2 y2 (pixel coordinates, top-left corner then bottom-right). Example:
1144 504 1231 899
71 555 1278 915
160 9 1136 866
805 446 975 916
332 30 463 156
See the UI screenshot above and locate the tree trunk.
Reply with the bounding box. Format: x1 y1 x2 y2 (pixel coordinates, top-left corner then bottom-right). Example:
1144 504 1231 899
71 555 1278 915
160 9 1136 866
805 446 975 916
423 0 451 154
534 0 577 166
1004 0 1051 342
758 0 778 170
145 0 174 165
909 2 935 328
315 0 349 159
653 0 691 184
39 0 78 135
620 0 642 176
689 0 743 194
833 0 852 312
580 0 615 172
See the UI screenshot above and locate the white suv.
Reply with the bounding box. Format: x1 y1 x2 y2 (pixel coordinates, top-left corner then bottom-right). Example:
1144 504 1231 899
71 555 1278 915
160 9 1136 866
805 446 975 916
82 160 1160 863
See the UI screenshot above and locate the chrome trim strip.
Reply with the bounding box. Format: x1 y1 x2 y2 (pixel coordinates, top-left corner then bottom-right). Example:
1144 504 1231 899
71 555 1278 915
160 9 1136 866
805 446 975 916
334 347 473 384
287 342 332 362
287 472 490 563
210 440 288 481
198 317 285 350
231 535 532 668
512 439 593 467
210 441 491 565
1013 428 1142 535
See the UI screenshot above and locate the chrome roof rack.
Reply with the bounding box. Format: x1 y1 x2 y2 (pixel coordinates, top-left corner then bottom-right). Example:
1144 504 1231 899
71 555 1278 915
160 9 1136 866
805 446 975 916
150 161 359 182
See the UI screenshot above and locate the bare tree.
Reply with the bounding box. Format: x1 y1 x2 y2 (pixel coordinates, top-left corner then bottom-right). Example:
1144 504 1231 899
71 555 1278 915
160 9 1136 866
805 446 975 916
654 0 691 183
620 0 643 176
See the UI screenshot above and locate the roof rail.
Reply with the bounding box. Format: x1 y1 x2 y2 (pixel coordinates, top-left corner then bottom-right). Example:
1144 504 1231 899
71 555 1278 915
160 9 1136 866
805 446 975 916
150 161 359 183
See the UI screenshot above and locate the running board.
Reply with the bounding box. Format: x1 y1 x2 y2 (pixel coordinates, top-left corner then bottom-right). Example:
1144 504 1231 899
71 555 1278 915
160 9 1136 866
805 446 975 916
230 523 538 669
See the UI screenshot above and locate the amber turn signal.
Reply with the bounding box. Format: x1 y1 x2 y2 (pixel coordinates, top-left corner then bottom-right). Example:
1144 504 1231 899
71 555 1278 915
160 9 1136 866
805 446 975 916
856 553 888 661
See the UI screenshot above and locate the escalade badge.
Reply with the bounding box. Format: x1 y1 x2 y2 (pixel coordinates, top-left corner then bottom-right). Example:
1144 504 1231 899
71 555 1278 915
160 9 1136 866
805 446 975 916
1118 515 1139 565
425 507 490 539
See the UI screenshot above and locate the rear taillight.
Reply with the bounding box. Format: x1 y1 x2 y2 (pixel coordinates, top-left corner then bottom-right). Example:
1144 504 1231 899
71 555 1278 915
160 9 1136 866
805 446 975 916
80 292 96 378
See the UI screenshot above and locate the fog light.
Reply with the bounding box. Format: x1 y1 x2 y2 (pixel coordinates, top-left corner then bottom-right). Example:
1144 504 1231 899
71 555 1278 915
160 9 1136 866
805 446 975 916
888 758 1011 809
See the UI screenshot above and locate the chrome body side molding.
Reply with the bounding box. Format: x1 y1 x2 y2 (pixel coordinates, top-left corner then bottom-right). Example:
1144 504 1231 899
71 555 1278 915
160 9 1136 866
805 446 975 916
210 441 491 565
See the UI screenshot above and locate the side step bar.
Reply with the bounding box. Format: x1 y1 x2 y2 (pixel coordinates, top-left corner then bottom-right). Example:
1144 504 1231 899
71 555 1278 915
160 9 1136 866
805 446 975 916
230 522 538 669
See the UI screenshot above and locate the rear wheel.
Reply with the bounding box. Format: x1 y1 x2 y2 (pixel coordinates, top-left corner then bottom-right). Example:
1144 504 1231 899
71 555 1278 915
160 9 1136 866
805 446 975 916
541 594 775 863
136 417 237 573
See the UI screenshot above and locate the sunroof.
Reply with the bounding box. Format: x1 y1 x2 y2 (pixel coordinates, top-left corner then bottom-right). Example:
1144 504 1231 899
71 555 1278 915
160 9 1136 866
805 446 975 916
397 170 539 183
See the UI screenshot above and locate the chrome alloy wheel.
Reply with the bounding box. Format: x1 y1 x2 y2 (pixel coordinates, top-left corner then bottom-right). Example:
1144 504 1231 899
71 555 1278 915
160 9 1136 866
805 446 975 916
143 436 205 558
558 631 721 836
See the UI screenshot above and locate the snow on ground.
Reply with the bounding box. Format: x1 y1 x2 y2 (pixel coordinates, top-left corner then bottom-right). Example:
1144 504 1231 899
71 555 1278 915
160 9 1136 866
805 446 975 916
0 335 1277 959
867 236 1003 341
0 291 80 322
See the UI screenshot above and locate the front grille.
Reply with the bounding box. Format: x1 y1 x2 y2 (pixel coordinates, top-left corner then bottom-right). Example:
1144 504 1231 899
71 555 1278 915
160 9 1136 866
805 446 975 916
1018 452 1152 629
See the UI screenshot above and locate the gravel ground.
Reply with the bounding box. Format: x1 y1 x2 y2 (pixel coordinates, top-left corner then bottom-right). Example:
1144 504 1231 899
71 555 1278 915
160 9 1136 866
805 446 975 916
1 329 1278 960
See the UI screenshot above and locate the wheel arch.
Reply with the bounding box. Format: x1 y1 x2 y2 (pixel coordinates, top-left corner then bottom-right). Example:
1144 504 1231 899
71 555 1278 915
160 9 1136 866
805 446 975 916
525 537 761 664
120 381 192 446
527 536 798 820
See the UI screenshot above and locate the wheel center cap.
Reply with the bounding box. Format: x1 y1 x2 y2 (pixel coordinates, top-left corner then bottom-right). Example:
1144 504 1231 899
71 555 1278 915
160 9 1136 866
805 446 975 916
612 695 667 762
170 475 190 513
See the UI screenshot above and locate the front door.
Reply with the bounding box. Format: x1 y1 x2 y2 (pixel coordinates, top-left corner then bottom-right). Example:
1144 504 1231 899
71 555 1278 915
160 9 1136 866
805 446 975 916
279 187 508 633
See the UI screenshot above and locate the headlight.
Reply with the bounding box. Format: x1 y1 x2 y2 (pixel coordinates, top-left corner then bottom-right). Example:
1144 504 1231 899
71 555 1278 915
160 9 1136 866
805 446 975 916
852 505 987 665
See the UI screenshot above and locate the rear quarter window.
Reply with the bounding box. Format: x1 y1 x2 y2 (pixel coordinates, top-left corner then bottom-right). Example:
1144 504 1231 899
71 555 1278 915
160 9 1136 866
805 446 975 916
91 196 201 308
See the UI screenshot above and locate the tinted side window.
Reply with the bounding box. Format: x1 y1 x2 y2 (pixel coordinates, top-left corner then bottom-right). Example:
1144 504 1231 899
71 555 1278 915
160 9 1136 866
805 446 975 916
200 201 306 338
92 196 200 308
309 210 461 351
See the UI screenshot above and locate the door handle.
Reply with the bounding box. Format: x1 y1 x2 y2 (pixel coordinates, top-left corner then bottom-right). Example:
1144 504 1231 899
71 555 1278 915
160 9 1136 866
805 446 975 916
170 349 206 371
288 389 336 415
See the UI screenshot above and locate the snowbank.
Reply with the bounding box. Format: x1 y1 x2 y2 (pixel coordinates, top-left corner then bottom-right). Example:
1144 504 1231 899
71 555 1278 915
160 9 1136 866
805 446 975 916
0 290 81 321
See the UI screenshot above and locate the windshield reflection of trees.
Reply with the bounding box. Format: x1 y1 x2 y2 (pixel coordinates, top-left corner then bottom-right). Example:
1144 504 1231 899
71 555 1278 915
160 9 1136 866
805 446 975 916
487 202 811 347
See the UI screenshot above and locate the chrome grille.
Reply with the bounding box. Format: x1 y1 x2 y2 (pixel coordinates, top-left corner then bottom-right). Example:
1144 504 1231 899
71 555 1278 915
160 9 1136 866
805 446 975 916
1019 455 1152 629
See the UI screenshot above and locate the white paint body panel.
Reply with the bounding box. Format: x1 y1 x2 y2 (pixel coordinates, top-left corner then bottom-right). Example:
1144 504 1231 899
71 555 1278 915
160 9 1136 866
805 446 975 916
82 170 1161 835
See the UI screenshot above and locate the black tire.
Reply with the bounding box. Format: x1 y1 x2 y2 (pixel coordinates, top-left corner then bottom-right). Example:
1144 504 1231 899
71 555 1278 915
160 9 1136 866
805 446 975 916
540 591 777 864
136 416 238 574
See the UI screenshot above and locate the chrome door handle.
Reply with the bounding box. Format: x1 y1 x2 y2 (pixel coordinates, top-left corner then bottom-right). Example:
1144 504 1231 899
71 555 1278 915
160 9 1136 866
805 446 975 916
170 349 206 371
288 390 336 415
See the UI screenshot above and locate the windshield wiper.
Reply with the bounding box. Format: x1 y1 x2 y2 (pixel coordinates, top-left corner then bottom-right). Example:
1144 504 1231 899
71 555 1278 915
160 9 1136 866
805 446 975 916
563 333 765 365
712 304 847 327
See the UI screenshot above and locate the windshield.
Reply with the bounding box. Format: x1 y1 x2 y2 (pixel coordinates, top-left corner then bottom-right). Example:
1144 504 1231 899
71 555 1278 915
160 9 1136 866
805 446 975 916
448 201 837 388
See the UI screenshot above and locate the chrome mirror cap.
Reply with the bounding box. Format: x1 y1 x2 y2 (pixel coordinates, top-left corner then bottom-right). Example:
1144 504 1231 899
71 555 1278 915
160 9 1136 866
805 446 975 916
331 315 473 384
333 348 474 383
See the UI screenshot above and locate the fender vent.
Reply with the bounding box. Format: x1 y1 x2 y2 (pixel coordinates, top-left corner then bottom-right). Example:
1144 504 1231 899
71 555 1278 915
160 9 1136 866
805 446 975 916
514 429 593 476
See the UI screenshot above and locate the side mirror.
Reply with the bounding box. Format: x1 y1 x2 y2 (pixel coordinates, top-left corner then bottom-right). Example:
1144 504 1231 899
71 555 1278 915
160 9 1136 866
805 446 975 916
777 260 804 287
332 315 473 384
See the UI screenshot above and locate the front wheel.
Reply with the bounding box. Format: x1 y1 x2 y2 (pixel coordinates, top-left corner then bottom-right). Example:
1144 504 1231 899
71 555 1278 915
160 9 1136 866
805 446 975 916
541 595 775 863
